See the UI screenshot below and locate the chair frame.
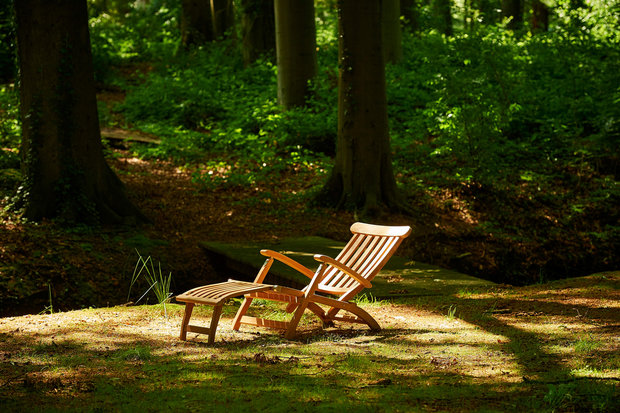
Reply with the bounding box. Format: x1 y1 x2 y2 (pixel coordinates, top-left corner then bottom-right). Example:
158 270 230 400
177 222 411 342
231 222 411 339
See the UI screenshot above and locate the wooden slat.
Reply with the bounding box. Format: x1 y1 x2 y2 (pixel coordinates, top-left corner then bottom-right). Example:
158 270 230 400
364 237 399 277
187 325 213 335
350 222 412 237
240 316 289 330
177 281 275 305
250 291 301 304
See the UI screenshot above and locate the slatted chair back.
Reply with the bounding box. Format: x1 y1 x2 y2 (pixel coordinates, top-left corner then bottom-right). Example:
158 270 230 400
317 223 411 295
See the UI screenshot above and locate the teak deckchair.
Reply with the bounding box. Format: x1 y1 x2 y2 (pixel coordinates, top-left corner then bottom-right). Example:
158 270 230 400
177 222 411 343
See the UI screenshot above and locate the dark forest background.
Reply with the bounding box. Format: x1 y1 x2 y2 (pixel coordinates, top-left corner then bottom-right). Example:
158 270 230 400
0 0 618 314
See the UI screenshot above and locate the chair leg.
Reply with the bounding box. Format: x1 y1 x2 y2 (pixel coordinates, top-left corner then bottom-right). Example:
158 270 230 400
346 304 381 331
180 303 195 341
284 302 308 340
232 296 253 330
208 305 223 344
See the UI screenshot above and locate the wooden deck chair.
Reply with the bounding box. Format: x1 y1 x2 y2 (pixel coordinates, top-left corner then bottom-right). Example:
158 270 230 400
231 222 411 339
177 222 411 342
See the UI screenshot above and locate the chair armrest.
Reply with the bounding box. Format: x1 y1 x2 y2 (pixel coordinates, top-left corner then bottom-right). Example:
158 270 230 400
260 249 315 279
313 254 372 288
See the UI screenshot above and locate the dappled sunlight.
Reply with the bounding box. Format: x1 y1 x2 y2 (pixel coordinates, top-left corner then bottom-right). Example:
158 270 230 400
117 156 149 166
1 290 618 411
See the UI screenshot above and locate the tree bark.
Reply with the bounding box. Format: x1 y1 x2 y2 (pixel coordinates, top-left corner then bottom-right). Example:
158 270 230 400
531 0 550 32
13 0 146 224
274 0 317 110
318 0 400 214
382 0 403 64
210 0 235 39
431 0 453 36
180 0 213 47
240 0 276 66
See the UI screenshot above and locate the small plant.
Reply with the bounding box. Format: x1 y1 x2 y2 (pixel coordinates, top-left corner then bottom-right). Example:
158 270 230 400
446 304 457 320
353 293 381 306
544 383 574 412
574 335 600 353
127 250 173 317
39 284 54 315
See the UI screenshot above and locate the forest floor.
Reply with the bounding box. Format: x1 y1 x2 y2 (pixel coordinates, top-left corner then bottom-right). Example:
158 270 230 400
1 147 618 411
0 140 618 315
1 122 619 412
0 272 618 411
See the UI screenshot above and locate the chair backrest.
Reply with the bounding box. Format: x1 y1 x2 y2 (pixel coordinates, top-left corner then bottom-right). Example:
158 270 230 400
317 222 411 295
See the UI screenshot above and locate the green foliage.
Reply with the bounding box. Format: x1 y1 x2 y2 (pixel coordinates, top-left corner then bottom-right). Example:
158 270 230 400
89 0 180 82
389 26 620 184
544 380 618 413
0 85 20 149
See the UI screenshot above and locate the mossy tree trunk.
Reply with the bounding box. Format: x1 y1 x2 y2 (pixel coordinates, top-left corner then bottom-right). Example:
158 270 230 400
318 0 400 215
274 0 317 110
240 0 275 67
13 0 146 225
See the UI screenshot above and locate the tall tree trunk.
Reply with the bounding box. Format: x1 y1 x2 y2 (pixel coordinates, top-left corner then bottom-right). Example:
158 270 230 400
431 0 453 36
13 0 145 224
318 0 399 214
180 0 213 47
502 0 523 30
274 0 317 110
382 0 403 64
210 0 234 39
531 0 550 32
240 0 275 66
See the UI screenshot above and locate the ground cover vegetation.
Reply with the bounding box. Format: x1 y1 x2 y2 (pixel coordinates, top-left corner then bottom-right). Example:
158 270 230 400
0 2 618 321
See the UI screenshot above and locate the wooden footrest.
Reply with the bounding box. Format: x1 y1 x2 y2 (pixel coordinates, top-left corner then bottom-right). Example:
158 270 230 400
177 280 277 344
177 280 276 306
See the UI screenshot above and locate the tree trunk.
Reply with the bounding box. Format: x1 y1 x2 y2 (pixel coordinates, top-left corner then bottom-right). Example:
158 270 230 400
274 0 317 110
13 0 145 224
502 0 523 30
240 0 276 66
382 0 403 64
210 0 235 39
531 0 550 32
318 0 399 214
180 0 213 47
431 0 453 36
